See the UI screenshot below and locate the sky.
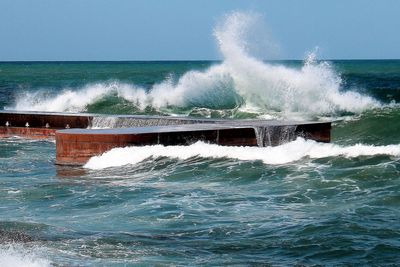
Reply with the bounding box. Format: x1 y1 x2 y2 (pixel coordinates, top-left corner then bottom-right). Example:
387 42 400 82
0 0 399 61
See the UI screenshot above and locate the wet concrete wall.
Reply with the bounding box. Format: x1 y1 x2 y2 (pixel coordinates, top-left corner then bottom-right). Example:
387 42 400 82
55 123 331 166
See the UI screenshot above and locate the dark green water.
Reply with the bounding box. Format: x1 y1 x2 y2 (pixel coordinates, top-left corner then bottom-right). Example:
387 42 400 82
0 60 400 266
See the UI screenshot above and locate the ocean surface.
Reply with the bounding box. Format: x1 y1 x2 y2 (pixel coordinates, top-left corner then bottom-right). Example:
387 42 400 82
1 59 400 266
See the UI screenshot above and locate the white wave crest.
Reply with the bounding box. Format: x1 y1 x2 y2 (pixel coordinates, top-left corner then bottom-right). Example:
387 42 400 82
9 12 380 118
84 138 400 170
0 245 50 267
10 82 148 113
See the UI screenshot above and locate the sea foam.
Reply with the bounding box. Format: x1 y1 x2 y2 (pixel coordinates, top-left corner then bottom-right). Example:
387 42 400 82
8 12 379 119
84 138 400 170
0 245 50 267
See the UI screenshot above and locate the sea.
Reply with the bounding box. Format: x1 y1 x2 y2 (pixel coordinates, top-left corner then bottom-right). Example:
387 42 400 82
1 11 400 265
0 58 400 266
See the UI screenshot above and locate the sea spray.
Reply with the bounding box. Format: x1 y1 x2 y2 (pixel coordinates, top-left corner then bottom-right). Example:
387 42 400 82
214 12 379 116
84 138 400 170
0 245 51 267
8 12 380 119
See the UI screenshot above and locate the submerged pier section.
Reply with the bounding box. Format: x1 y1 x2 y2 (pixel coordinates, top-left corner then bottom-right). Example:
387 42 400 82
0 111 331 166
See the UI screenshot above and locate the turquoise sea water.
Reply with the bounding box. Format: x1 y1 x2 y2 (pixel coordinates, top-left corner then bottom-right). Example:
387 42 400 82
1 60 400 266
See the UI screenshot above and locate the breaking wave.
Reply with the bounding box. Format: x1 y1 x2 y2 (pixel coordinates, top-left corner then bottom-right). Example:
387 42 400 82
8 12 379 119
84 138 400 170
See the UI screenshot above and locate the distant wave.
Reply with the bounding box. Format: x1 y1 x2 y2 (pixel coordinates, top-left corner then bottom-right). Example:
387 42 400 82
8 12 380 120
84 138 400 170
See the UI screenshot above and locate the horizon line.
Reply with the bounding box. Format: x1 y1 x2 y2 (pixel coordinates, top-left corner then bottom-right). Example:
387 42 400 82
1 58 400 63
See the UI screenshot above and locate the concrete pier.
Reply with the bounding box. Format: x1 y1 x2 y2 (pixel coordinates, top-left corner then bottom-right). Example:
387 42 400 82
0 110 331 166
0 110 92 129
55 121 330 166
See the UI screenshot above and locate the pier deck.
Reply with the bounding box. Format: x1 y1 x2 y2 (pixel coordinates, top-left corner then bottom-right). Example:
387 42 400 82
0 111 331 166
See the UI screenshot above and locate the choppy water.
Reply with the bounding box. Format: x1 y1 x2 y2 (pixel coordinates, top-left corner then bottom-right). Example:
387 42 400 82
1 12 400 266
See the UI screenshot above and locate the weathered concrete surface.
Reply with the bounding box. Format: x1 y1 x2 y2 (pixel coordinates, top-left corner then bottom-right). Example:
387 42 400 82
55 124 258 165
0 126 56 139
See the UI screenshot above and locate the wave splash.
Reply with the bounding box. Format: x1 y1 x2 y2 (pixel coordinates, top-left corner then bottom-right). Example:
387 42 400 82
9 12 379 119
84 138 400 170
0 245 50 267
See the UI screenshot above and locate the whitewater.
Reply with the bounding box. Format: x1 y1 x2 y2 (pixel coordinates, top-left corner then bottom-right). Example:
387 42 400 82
8 12 379 120
0 245 50 267
84 138 400 170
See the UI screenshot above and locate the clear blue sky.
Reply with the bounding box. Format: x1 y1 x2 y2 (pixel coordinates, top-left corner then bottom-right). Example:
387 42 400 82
1 0 399 61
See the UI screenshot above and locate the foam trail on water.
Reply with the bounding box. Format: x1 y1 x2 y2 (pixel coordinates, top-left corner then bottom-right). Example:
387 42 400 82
8 12 380 119
0 245 51 267
84 138 400 170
